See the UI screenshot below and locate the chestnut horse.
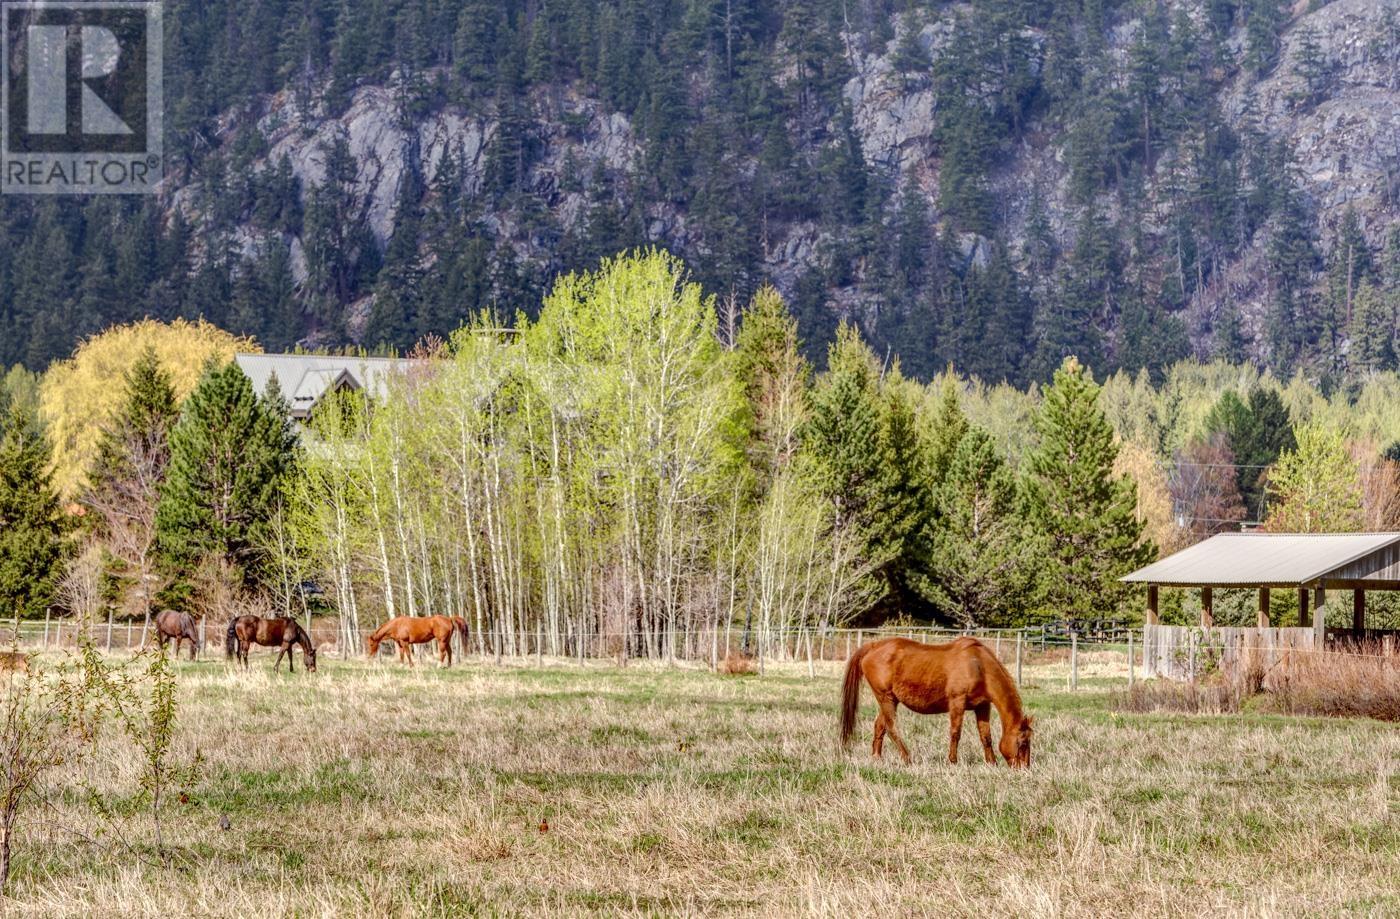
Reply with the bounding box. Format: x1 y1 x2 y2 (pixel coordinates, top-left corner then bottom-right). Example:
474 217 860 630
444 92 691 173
227 615 317 672
367 615 466 666
153 609 200 660
841 636 1033 767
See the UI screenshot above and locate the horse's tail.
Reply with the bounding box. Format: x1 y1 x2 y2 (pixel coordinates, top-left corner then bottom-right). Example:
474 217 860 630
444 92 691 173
225 617 238 658
840 642 871 751
454 617 470 647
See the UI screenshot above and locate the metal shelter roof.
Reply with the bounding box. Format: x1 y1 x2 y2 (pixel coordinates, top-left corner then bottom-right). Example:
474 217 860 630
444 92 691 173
1121 532 1400 588
235 353 413 418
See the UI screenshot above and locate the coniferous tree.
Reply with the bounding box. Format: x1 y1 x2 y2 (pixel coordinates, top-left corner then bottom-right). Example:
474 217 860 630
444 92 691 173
734 285 810 493
925 425 1040 627
155 362 298 601
1202 387 1295 521
88 348 179 499
1023 356 1154 618
0 399 68 619
805 324 935 617
867 370 936 615
84 348 179 623
1349 281 1397 374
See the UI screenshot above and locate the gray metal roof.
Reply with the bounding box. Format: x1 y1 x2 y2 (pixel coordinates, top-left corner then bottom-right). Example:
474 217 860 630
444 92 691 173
235 353 413 417
1121 532 1400 587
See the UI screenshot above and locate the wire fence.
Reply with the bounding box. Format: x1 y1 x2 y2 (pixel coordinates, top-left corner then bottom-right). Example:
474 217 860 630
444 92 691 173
2 614 1154 691
8 612 1397 692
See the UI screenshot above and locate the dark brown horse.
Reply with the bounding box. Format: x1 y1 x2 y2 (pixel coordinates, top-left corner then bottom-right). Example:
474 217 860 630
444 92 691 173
153 610 200 660
367 615 463 666
227 615 317 672
841 636 1033 767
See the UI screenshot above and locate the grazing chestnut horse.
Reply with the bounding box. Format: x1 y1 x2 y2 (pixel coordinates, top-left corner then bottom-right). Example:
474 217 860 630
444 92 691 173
367 615 464 666
841 636 1033 767
227 615 317 672
153 609 200 660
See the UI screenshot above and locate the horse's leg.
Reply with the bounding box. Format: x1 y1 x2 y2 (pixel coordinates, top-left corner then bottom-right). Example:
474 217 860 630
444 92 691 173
287 642 295 673
973 702 997 765
274 646 285 671
878 696 912 765
946 697 966 765
871 710 887 759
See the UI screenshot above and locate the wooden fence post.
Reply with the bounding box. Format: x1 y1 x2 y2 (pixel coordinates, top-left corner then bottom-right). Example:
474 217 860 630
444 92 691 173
105 609 113 653
1015 631 1023 685
1188 631 1197 685
199 618 207 658
42 607 51 649
1070 634 1078 692
1127 631 1134 688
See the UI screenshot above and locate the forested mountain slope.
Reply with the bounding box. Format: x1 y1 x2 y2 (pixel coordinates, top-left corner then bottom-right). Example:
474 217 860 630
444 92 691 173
2 0 1398 385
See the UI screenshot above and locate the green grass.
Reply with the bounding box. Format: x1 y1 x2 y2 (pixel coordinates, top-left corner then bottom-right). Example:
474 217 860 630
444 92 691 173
2 653 1396 916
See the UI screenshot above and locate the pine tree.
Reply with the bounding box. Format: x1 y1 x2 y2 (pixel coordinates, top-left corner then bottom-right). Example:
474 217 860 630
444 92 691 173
0 399 68 619
923 375 969 490
84 348 179 622
1349 280 1397 374
88 347 179 498
1213 302 1248 363
1023 356 1154 618
867 369 936 614
734 285 810 492
1202 387 1295 521
155 362 298 599
803 324 935 615
804 324 886 538
925 425 1039 627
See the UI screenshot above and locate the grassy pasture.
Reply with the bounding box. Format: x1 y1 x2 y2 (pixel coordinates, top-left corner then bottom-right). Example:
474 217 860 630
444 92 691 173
4 652 1397 917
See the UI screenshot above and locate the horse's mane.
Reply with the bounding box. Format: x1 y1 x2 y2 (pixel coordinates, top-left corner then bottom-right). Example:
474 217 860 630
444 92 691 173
967 638 1026 723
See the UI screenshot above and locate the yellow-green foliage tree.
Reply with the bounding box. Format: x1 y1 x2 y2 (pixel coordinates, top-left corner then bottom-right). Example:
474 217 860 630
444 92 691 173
39 320 257 495
1263 421 1364 533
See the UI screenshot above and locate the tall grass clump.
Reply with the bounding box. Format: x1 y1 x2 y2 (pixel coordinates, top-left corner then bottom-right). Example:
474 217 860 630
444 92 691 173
1115 644 1400 722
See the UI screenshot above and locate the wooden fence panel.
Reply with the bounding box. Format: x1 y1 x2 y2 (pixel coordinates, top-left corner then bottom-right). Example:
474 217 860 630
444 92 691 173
1143 625 1318 684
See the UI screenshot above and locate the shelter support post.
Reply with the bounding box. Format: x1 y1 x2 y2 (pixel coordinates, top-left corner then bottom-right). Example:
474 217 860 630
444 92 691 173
1257 588 1270 628
1298 588 1309 629
1145 585 1158 626
1200 587 1213 628
1353 589 1365 632
1313 587 1326 642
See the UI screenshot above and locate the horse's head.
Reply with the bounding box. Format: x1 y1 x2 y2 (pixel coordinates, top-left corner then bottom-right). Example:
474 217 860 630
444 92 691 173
304 646 318 672
366 636 380 658
1001 716 1034 768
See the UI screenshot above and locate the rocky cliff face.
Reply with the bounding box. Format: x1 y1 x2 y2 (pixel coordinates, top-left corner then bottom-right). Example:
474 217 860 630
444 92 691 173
175 0 1400 356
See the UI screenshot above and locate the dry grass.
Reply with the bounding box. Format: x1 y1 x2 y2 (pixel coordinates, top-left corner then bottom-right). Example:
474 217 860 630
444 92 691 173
1 652 1396 917
1268 648 1400 722
720 651 757 676
1117 647 1400 723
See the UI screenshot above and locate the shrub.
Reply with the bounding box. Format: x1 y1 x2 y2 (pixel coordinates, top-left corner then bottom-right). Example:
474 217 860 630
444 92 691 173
720 651 756 676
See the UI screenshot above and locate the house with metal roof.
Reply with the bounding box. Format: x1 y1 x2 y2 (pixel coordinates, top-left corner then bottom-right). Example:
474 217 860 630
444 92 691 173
234 353 415 421
1122 532 1400 678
